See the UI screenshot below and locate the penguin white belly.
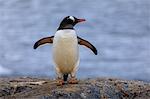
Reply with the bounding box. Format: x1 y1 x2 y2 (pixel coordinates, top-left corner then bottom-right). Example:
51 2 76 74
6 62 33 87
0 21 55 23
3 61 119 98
52 30 79 74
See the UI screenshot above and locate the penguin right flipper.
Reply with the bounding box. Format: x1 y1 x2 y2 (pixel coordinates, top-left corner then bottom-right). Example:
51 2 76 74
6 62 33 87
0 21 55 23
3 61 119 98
77 36 98 55
33 36 54 49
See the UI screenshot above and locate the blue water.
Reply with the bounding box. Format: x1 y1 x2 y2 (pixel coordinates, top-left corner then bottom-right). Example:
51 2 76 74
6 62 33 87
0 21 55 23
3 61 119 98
0 0 150 81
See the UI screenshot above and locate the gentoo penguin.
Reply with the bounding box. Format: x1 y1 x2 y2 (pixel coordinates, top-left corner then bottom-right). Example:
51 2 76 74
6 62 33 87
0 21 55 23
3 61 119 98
34 16 97 85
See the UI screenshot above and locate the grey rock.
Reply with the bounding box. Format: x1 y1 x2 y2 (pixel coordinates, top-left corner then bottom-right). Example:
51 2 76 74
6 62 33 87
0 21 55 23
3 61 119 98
0 77 149 99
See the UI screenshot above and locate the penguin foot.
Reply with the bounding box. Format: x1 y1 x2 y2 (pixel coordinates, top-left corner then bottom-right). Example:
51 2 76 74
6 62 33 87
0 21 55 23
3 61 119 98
68 77 78 84
56 78 64 86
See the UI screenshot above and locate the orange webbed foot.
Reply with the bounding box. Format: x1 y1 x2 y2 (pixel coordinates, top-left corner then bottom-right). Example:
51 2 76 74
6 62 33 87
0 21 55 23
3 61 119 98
68 77 78 84
56 78 65 86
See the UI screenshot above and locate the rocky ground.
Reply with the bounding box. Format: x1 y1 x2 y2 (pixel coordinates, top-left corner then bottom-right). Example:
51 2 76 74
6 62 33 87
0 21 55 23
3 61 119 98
0 77 149 99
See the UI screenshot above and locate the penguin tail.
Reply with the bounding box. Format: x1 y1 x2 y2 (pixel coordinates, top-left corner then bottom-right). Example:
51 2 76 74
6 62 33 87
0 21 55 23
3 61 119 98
63 74 68 81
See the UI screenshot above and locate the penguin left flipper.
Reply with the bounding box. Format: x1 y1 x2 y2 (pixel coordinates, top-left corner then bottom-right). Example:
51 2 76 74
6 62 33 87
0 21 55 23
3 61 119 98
33 36 54 49
77 36 98 55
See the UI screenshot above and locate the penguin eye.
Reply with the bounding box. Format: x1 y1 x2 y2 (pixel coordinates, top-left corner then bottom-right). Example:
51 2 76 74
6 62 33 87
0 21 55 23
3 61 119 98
67 18 74 23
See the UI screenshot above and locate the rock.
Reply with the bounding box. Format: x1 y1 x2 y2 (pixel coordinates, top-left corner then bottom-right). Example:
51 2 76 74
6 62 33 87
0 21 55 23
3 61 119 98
0 77 149 99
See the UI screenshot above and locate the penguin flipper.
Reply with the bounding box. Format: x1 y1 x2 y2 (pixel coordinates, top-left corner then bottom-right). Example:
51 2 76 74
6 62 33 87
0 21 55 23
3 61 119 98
33 36 54 49
77 36 98 55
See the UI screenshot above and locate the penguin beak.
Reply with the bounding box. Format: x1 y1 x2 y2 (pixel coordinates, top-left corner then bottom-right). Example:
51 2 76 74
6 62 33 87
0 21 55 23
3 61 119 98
77 18 86 23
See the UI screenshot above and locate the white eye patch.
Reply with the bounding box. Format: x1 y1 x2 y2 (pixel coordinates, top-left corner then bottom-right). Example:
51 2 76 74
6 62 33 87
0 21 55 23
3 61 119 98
68 16 75 22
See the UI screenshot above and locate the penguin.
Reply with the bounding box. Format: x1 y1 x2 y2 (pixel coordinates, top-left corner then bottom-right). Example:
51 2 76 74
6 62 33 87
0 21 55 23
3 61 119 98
34 16 98 85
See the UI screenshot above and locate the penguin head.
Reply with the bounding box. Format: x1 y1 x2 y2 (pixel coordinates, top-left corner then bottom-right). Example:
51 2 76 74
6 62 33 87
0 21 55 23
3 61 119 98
58 16 86 30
